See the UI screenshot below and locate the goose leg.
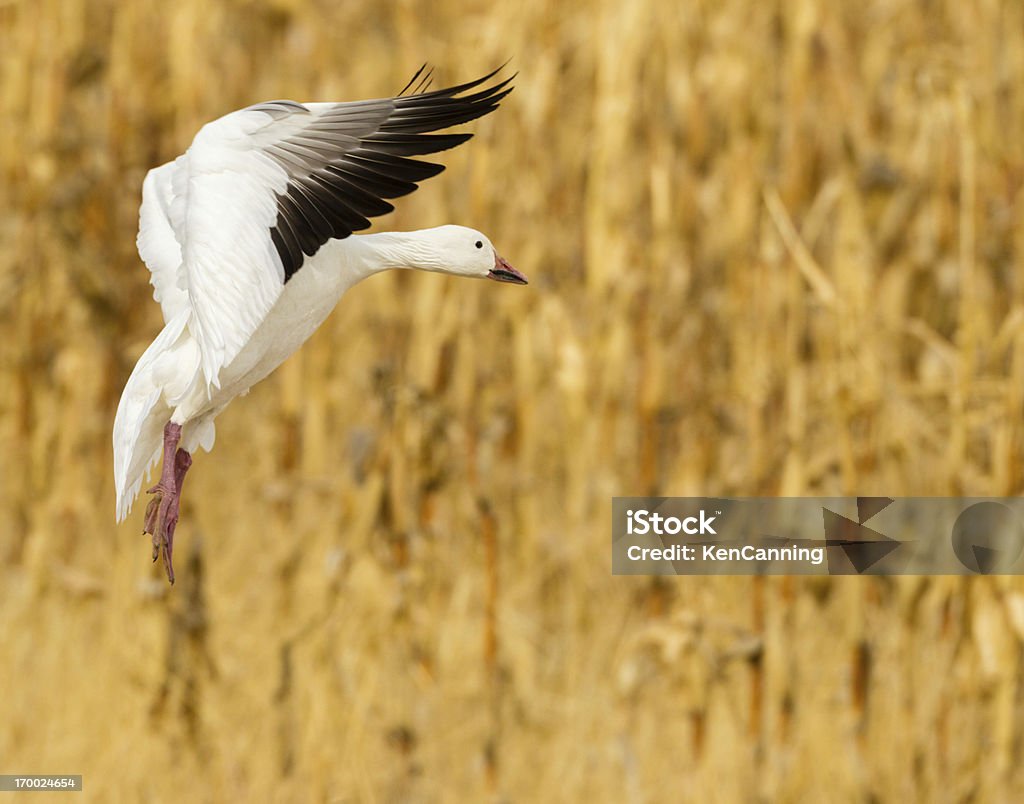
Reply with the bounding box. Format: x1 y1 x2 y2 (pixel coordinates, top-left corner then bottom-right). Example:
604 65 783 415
143 421 185 584
163 447 193 569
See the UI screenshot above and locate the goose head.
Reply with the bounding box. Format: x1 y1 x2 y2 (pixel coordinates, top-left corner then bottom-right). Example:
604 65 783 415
413 225 528 285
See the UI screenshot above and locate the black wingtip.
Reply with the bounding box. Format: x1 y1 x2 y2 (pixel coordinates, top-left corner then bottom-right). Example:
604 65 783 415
386 65 514 135
397 64 430 97
397 64 439 97
403 61 515 100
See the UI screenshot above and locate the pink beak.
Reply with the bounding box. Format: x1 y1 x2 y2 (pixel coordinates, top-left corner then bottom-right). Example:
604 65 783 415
488 254 528 285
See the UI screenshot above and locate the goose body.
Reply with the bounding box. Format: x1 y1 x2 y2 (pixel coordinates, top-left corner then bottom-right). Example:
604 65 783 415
113 67 525 582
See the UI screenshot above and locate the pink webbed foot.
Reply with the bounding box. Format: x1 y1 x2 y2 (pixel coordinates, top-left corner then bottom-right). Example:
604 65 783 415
143 480 177 581
142 422 192 585
162 449 193 576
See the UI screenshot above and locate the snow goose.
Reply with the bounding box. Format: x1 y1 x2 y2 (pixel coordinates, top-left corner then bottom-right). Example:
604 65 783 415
113 66 526 583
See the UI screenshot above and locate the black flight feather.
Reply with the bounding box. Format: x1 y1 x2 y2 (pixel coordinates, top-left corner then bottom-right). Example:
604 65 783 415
251 65 513 281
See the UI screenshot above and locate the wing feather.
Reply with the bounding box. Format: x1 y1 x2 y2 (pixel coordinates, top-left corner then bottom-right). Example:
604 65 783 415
150 67 512 390
137 159 189 323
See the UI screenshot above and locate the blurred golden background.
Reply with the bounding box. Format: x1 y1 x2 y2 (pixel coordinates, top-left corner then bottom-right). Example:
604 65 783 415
4 0 1024 800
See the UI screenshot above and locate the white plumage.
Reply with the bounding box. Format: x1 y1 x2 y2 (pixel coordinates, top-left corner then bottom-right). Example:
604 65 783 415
113 67 526 582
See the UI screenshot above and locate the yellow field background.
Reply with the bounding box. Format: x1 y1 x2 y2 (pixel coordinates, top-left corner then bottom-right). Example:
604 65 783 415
4 0 1024 800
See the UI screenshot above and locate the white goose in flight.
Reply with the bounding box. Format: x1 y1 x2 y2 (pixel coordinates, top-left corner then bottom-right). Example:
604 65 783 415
113 66 526 583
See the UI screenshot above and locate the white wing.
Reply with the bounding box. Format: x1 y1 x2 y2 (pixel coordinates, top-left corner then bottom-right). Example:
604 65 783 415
149 67 512 392
137 158 189 323
176 132 286 390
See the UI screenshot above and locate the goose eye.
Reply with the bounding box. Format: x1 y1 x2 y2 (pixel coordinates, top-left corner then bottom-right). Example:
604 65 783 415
475 241 483 249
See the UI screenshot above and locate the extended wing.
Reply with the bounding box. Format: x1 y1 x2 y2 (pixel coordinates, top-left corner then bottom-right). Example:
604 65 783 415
137 66 513 391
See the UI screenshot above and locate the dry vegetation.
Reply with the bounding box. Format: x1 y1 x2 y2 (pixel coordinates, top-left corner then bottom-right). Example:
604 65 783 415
4 0 1024 800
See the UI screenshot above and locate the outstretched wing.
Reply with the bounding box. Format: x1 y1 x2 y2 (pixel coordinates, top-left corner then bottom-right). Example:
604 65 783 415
157 66 513 390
